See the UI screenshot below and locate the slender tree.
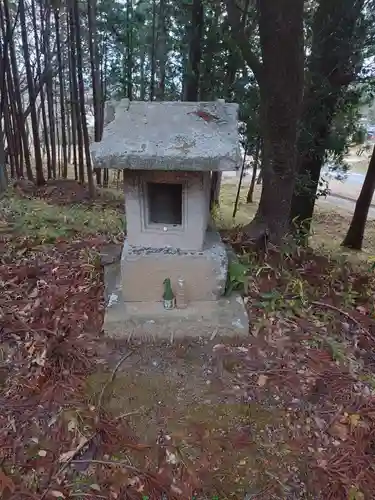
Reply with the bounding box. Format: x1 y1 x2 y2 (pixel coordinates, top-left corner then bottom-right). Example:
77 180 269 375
155 0 167 100
43 4 57 178
184 0 204 101
54 8 68 178
73 0 95 195
19 0 45 185
247 136 261 203
69 3 83 183
88 0 103 185
342 146 375 250
3 0 33 181
31 0 51 179
149 0 156 100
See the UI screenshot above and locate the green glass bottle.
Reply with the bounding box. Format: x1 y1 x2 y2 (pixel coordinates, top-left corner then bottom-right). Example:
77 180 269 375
163 278 175 310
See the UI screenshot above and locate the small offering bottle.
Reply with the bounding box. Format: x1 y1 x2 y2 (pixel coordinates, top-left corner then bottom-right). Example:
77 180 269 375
162 278 175 310
176 276 188 309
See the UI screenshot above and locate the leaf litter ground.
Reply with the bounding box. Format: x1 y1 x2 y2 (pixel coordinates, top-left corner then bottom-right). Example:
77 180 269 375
1 181 375 500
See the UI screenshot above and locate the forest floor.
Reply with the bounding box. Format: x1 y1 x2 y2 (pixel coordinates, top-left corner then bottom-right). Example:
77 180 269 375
1 180 375 500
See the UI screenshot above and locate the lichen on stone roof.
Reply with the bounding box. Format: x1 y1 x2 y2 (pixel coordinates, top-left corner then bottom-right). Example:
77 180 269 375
90 99 241 172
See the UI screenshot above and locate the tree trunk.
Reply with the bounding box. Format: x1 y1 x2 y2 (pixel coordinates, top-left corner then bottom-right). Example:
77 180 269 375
140 45 146 100
342 146 375 250
88 0 103 185
210 172 222 210
69 4 83 183
3 0 33 181
290 0 365 235
248 0 304 242
0 129 8 193
19 0 44 185
31 0 51 179
55 9 68 178
184 0 204 101
149 0 156 100
74 0 95 196
0 4 10 188
155 0 167 101
247 136 261 203
126 0 133 100
43 6 57 179
226 0 304 243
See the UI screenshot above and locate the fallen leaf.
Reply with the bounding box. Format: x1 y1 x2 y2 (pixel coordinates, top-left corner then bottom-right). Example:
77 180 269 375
356 306 367 315
329 422 348 441
59 436 89 463
349 413 361 428
316 459 327 469
67 418 77 432
0 469 15 495
314 416 326 430
58 448 78 463
348 486 365 500
51 491 65 499
257 374 268 387
90 484 101 491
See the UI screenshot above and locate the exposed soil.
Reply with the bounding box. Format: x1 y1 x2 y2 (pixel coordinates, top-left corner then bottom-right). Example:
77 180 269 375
1 182 375 500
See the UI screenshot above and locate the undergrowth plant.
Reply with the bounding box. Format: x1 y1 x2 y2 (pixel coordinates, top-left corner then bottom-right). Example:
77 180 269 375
225 260 250 295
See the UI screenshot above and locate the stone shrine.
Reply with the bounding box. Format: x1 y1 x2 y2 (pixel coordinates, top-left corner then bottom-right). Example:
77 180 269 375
91 98 248 339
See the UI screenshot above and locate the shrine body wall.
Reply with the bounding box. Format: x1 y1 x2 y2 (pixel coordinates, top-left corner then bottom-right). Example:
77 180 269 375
123 170 212 251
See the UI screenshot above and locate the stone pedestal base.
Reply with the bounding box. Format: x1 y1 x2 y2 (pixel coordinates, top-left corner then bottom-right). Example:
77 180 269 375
101 231 249 340
120 231 228 302
103 293 249 340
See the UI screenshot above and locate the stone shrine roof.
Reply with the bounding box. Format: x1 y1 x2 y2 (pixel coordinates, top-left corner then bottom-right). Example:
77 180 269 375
90 99 241 172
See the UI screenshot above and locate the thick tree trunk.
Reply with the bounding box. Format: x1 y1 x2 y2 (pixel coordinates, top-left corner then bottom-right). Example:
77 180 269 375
226 0 304 243
342 146 375 250
290 0 365 235
245 0 304 243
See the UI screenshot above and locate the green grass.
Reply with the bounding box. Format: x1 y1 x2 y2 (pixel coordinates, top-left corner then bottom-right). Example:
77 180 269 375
0 189 125 244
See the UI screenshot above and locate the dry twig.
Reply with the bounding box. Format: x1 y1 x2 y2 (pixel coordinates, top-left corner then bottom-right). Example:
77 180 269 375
40 432 97 500
311 301 374 341
96 351 134 417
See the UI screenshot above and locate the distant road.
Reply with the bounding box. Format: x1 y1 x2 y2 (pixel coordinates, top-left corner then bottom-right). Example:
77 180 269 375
319 194 375 219
222 171 375 219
